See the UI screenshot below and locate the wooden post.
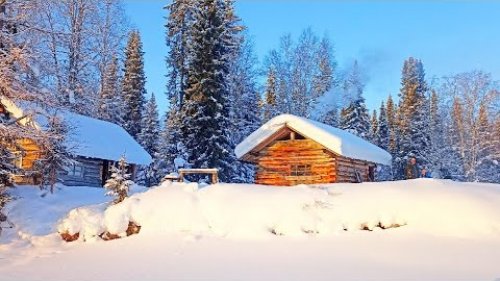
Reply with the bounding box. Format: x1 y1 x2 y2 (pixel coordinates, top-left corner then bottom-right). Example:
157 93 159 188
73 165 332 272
290 131 296 140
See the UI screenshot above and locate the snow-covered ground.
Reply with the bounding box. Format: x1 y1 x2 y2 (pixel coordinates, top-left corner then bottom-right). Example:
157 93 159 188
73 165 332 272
1 179 500 281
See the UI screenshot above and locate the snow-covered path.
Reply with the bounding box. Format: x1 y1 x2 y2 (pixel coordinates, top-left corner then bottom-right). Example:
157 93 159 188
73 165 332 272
1 179 500 280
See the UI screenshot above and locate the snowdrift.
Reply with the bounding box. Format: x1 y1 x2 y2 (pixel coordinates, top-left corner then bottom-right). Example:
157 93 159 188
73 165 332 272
57 179 500 241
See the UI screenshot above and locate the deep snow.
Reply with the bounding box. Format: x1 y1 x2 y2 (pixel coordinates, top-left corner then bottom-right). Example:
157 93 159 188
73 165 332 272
1 179 500 281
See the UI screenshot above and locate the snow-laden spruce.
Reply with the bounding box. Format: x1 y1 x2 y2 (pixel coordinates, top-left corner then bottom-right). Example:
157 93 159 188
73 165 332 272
104 157 134 204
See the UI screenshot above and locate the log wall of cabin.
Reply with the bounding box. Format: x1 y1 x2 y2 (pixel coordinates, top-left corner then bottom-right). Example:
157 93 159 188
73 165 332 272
12 138 42 171
255 139 336 186
58 157 103 187
334 155 373 183
254 138 376 186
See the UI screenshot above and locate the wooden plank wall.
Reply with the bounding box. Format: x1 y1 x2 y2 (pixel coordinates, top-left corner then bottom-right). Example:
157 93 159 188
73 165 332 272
58 157 103 187
16 139 42 170
335 155 371 183
255 139 336 186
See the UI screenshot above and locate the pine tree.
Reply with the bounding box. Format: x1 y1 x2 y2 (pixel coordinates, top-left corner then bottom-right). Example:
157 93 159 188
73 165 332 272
377 102 389 150
340 99 371 140
370 109 378 144
138 93 160 156
165 0 195 107
322 106 339 127
97 56 123 125
475 103 499 182
263 67 278 122
179 0 241 182
386 94 397 154
447 96 466 180
137 93 161 187
159 106 185 173
394 57 430 179
122 31 146 139
104 156 134 204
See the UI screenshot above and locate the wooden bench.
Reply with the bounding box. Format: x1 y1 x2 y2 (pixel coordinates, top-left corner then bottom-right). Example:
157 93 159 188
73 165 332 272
178 168 219 184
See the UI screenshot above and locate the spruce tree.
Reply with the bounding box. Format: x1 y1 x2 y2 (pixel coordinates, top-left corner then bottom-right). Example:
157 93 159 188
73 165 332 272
377 102 389 151
448 97 466 180
263 67 278 122
138 93 160 156
104 156 134 204
98 56 123 125
137 93 161 186
179 0 241 182
322 106 339 127
370 109 378 144
161 0 196 176
165 0 195 107
394 57 430 179
339 98 371 140
122 31 146 139
475 103 499 182
160 106 185 172
386 94 397 154
339 60 370 139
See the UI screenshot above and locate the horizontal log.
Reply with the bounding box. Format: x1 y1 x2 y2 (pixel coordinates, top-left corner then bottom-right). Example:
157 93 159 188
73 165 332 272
259 155 333 161
268 139 323 149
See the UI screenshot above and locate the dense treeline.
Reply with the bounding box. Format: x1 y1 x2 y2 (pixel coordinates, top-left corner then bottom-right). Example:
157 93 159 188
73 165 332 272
1 0 499 206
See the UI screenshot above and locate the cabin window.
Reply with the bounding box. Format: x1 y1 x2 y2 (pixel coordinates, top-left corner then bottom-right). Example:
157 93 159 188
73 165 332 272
290 164 312 176
68 163 84 177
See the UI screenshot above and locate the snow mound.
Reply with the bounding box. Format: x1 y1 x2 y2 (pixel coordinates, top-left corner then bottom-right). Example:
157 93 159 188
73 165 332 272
235 114 392 165
57 179 500 240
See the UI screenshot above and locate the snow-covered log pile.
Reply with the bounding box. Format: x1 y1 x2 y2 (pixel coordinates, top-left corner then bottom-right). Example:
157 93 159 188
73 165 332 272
56 179 500 241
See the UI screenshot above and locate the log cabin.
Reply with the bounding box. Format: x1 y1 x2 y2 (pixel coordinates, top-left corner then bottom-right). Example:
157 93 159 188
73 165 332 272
235 114 392 186
1 97 152 187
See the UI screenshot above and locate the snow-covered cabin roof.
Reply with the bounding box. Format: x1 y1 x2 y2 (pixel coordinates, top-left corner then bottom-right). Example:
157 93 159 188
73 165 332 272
1 97 152 165
60 113 152 165
235 114 392 165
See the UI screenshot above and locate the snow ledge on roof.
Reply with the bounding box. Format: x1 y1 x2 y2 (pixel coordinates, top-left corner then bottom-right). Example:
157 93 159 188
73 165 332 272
235 114 392 165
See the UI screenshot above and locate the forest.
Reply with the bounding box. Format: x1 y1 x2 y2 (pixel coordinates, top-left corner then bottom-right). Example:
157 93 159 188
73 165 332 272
1 0 499 205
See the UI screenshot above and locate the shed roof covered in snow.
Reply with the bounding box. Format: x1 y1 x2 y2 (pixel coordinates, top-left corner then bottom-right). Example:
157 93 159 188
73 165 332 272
235 114 392 165
61 112 152 165
1 97 152 165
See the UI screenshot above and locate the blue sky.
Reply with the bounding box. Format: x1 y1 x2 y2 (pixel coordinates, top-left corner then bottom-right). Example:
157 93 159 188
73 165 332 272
124 0 500 114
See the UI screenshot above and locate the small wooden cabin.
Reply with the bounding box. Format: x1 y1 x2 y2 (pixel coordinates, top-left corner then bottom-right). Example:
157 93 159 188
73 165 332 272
236 114 392 186
1 97 152 187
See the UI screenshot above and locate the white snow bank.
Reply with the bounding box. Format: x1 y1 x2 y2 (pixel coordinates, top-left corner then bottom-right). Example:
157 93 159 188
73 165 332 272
57 179 500 240
0 184 147 244
235 114 392 165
